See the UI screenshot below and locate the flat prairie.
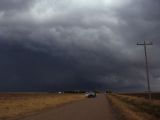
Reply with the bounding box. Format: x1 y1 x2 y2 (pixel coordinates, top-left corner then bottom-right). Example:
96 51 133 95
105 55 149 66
0 93 84 120
120 92 160 100
108 94 160 120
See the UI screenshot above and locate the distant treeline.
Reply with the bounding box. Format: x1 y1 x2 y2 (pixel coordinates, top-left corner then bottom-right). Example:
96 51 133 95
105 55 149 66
48 90 103 94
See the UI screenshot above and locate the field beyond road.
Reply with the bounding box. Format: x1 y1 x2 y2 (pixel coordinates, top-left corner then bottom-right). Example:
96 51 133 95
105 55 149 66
108 94 160 120
0 93 84 120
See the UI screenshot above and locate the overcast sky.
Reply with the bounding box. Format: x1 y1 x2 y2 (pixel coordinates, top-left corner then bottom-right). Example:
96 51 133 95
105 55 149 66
0 0 160 92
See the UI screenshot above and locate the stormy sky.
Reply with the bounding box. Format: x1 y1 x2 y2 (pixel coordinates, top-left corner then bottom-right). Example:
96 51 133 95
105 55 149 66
0 0 160 92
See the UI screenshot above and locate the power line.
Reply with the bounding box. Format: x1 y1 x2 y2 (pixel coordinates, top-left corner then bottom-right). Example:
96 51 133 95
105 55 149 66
137 40 153 100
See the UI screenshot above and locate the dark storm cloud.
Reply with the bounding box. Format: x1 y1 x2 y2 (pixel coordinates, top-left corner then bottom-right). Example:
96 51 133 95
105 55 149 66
0 0 160 91
0 0 32 11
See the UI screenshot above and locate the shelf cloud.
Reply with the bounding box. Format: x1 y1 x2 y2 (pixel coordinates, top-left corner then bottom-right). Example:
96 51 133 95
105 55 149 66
0 0 160 91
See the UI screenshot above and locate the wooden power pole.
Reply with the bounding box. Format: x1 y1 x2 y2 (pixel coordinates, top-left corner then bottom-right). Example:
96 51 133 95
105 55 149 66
137 40 153 100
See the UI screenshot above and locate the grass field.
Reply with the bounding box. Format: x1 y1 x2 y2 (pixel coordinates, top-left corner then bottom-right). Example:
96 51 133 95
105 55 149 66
108 94 160 120
120 92 160 100
0 93 84 120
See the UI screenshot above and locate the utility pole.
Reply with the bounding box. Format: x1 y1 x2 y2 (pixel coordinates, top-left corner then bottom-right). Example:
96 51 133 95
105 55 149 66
137 40 153 100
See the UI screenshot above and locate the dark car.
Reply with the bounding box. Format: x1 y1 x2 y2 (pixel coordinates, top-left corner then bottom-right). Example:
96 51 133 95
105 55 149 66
85 91 96 98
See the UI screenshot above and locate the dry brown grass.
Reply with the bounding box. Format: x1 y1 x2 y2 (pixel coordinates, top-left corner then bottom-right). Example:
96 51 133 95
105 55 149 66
115 94 160 106
0 93 84 120
108 94 159 120
115 94 160 118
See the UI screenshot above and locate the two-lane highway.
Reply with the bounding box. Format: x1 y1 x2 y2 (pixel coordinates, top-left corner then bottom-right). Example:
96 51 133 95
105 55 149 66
22 94 116 120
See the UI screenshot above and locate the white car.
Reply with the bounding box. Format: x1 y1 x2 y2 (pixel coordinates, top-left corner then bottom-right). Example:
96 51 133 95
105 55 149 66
85 91 96 98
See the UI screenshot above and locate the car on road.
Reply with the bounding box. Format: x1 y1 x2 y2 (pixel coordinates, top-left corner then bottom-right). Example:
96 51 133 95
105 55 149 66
85 91 96 98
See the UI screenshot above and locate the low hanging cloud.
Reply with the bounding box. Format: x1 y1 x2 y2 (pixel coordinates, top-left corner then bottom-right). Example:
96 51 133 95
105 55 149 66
0 0 160 91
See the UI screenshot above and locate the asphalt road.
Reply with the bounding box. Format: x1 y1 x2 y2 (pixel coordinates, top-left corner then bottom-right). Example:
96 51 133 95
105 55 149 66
22 94 116 120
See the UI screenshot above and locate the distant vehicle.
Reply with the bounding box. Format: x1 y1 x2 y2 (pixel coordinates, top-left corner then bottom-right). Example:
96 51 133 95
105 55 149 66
85 91 96 98
58 92 63 94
